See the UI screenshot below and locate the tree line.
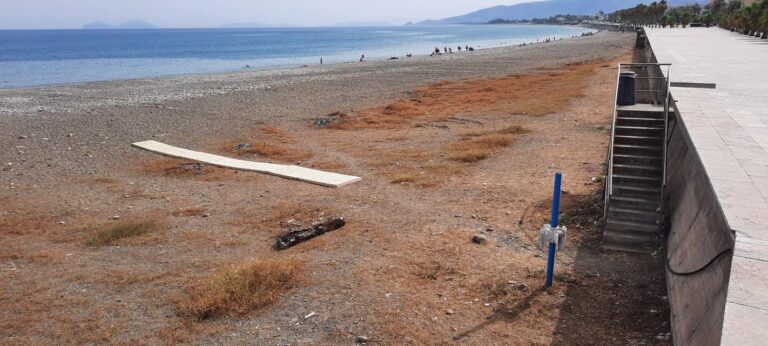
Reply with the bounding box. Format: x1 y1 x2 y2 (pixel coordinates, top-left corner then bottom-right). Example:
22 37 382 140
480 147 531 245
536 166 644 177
607 0 768 39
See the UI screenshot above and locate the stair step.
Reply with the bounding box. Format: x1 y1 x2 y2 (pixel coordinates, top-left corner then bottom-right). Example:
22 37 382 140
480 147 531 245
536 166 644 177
610 195 660 211
612 174 662 182
614 144 663 152
615 126 665 131
613 184 661 193
602 243 656 254
613 182 661 199
616 117 665 122
608 206 660 223
604 219 660 234
616 117 667 128
613 164 662 171
613 154 662 166
603 229 659 248
615 135 664 146
609 206 659 216
615 135 664 140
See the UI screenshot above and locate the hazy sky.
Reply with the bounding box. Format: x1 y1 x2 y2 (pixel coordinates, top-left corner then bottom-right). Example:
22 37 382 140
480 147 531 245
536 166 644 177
0 0 533 29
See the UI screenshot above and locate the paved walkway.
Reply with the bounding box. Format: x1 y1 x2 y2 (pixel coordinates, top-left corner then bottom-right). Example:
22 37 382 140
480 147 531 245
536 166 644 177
645 28 768 345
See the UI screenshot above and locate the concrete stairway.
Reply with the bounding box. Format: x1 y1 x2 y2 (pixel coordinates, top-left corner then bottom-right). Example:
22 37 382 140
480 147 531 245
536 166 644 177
603 104 665 253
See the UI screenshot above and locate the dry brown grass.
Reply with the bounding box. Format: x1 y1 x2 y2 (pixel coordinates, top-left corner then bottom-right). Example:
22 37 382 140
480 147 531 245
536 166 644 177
260 125 293 141
223 141 313 163
447 133 516 163
177 257 303 320
172 208 208 217
141 157 237 181
326 59 606 130
86 220 159 246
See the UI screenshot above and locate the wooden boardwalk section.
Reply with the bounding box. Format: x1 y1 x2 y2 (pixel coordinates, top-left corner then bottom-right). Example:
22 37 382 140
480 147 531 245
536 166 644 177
133 140 362 188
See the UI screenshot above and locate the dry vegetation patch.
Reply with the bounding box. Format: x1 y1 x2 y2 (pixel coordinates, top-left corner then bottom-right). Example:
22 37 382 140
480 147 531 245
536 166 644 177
141 157 234 180
177 257 303 320
243 143 310 161
447 133 515 163
172 207 208 217
86 220 159 246
324 59 605 130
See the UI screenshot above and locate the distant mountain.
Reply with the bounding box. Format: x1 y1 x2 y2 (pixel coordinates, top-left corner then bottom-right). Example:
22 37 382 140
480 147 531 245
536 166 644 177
82 20 156 29
117 20 156 29
417 0 708 25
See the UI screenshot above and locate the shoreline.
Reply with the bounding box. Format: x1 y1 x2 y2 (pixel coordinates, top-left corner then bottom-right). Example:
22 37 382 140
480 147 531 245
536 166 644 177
0 29 605 117
0 25 597 92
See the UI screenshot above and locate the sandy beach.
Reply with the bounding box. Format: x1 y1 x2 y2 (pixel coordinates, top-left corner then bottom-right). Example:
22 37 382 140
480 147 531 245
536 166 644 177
0 31 671 345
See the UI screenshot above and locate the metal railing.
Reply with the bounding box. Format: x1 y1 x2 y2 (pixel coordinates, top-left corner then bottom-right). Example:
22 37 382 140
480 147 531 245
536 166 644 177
604 63 672 220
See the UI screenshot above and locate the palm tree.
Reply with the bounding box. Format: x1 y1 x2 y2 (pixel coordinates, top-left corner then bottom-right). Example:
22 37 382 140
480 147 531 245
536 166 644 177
681 12 692 28
758 0 768 38
668 8 681 27
660 14 670 28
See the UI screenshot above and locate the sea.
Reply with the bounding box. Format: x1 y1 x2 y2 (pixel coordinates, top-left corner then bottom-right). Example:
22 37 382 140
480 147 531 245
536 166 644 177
0 25 592 88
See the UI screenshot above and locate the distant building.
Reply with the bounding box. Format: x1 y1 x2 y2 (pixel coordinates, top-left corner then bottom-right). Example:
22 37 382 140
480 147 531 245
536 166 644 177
595 11 606 21
714 0 758 6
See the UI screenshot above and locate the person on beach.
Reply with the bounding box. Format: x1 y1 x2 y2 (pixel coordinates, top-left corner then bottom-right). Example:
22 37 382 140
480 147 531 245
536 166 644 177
359 54 365 62
320 58 323 65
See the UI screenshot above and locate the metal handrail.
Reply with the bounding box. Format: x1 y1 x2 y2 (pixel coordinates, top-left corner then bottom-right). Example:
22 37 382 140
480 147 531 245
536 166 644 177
604 63 671 221
604 63 622 220
661 65 672 211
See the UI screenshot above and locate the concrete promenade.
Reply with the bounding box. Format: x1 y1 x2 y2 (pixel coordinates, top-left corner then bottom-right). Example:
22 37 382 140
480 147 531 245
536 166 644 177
645 28 768 345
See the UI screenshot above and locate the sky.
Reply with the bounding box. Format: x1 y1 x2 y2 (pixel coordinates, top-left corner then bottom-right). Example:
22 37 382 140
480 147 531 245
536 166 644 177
0 0 533 29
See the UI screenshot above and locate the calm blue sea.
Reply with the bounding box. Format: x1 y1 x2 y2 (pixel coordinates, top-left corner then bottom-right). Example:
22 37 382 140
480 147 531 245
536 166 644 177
0 25 591 88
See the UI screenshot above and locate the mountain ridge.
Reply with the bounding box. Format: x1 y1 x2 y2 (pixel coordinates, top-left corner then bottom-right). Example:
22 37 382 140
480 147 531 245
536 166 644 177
417 0 708 25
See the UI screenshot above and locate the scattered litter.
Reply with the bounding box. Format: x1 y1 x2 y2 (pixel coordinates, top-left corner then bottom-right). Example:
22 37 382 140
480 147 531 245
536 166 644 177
304 311 316 319
274 217 346 250
234 143 252 152
472 234 487 244
356 336 369 344
446 309 455 315
314 111 347 128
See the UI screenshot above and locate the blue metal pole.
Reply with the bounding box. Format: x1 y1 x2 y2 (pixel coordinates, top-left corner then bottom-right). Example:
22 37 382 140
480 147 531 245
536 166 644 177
551 173 563 228
545 173 562 288
545 243 556 287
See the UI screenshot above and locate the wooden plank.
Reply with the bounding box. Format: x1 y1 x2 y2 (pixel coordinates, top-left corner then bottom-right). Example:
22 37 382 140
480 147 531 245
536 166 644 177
132 140 362 188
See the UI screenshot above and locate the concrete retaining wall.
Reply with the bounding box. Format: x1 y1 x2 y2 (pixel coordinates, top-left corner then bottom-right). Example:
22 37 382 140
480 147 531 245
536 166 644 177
643 35 736 346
